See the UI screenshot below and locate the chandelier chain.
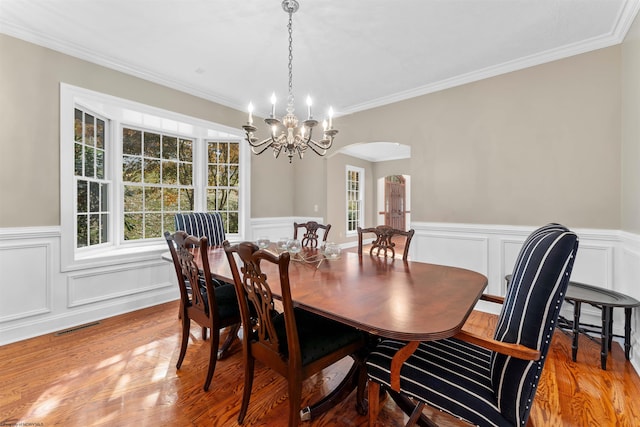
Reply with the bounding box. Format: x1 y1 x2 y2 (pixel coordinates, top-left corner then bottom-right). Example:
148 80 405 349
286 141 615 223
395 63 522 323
287 9 294 107
241 0 337 163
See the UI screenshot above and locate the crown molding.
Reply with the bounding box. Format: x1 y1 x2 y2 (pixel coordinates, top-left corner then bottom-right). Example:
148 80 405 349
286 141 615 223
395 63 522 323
2 0 639 116
340 0 640 115
0 20 246 112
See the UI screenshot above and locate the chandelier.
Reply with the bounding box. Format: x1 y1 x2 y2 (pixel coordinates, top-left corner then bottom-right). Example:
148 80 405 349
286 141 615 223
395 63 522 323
242 0 338 163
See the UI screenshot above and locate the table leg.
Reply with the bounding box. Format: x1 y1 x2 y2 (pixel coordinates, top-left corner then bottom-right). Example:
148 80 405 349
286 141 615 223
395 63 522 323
625 308 632 360
300 357 361 420
572 301 581 362
601 306 611 370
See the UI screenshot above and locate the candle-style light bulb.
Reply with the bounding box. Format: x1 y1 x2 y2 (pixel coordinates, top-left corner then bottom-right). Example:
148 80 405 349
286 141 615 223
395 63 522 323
248 102 254 125
300 125 306 138
328 107 334 129
306 95 312 119
270 93 276 118
271 125 278 137
322 120 328 132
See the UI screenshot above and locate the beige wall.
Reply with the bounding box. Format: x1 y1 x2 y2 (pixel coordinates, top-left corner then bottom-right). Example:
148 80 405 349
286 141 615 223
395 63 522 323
326 46 622 230
622 12 640 234
325 154 375 241
292 154 326 218
0 34 292 226
1 31 635 233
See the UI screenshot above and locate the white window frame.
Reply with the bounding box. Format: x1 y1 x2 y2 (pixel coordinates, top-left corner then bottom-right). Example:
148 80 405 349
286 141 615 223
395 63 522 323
60 83 250 271
345 165 365 236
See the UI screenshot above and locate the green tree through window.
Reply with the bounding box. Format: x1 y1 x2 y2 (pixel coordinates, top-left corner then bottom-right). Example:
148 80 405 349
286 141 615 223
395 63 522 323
122 127 194 240
74 108 109 248
206 141 240 234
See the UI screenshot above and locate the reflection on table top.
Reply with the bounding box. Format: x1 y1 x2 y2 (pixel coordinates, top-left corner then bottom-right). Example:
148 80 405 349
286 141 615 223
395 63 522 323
193 245 488 342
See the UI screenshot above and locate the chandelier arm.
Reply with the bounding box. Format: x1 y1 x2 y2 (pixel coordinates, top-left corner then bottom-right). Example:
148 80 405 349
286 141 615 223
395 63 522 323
246 135 275 149
305 140 329 156
248 137 283 156
251 144 276 156
307 137 334 151
303 127 313 145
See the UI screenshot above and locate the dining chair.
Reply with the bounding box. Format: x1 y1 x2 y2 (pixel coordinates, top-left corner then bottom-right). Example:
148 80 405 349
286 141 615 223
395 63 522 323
293 221 331 248
164 231 241 391
357 225 415 261
175 212 226 246
174 212 231 318
366 223 579 427
223 240 367 426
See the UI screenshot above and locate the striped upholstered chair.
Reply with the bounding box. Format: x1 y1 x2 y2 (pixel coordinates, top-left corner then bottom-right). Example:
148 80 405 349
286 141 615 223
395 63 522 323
174 212 226 246
366 224 579 427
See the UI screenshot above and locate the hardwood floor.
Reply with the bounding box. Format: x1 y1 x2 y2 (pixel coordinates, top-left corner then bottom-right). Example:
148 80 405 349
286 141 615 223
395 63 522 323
1 301 639 426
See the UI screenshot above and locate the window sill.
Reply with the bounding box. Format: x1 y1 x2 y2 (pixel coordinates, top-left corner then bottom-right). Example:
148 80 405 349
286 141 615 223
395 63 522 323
63 242 168 272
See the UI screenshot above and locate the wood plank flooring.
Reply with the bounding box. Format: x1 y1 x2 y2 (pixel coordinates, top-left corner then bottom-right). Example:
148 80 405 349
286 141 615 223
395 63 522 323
1 301 639 426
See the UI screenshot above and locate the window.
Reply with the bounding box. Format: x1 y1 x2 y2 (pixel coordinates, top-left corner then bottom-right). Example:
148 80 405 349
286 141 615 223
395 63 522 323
60 83 249 270
206 141 240 234
121 127 195 240
346 165 364 234
74 108 110 248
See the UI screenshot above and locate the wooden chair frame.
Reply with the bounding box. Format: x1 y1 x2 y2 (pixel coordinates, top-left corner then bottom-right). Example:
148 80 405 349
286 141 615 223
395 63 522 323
165 231 240 391
224 241 366 426
357 225 415 261
367 292 541 427
293 221 331 248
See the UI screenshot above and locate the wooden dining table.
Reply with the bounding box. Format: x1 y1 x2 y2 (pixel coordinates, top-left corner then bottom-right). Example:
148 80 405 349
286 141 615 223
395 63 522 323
193 245 488 342
168 244 488 421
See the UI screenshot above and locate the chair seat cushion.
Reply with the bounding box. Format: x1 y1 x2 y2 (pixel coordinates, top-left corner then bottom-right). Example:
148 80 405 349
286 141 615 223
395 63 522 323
273 308 363 366
366 338 513 427
187 279 239 320
211 283 240 320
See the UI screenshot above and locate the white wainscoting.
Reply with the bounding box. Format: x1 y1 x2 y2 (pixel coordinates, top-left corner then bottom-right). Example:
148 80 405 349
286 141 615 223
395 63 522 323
0 227 177 345
1 221 638 374
250 216 324 242
410 222 639 373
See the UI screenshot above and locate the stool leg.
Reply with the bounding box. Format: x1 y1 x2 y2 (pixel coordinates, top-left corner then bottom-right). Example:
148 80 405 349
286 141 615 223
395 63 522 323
572 301 581 362
608 307 614 351
625 308 632 360
601 306 611 370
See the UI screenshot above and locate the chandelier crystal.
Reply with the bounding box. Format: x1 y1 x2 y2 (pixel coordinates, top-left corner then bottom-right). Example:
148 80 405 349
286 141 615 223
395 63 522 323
242 0 337 163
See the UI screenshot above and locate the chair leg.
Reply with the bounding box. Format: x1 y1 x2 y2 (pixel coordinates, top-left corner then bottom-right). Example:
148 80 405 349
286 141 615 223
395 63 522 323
288 374 303 427
406 401 426 427
176 316 190 369
218 323 240 360
356 357 368 415
368 380 381 427
202 326 208 341
203 328 220 391
237 356 255 424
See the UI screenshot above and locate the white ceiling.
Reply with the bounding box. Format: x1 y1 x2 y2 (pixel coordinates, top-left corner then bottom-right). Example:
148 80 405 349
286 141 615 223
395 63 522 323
1 0 638 161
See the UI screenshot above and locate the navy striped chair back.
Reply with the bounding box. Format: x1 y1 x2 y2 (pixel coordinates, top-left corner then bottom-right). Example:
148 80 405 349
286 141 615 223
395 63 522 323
174 212 225 246
491 223 579 424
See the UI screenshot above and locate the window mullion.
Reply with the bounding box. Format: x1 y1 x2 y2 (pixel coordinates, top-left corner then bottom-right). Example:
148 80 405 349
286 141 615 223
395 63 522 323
112 120 124 245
